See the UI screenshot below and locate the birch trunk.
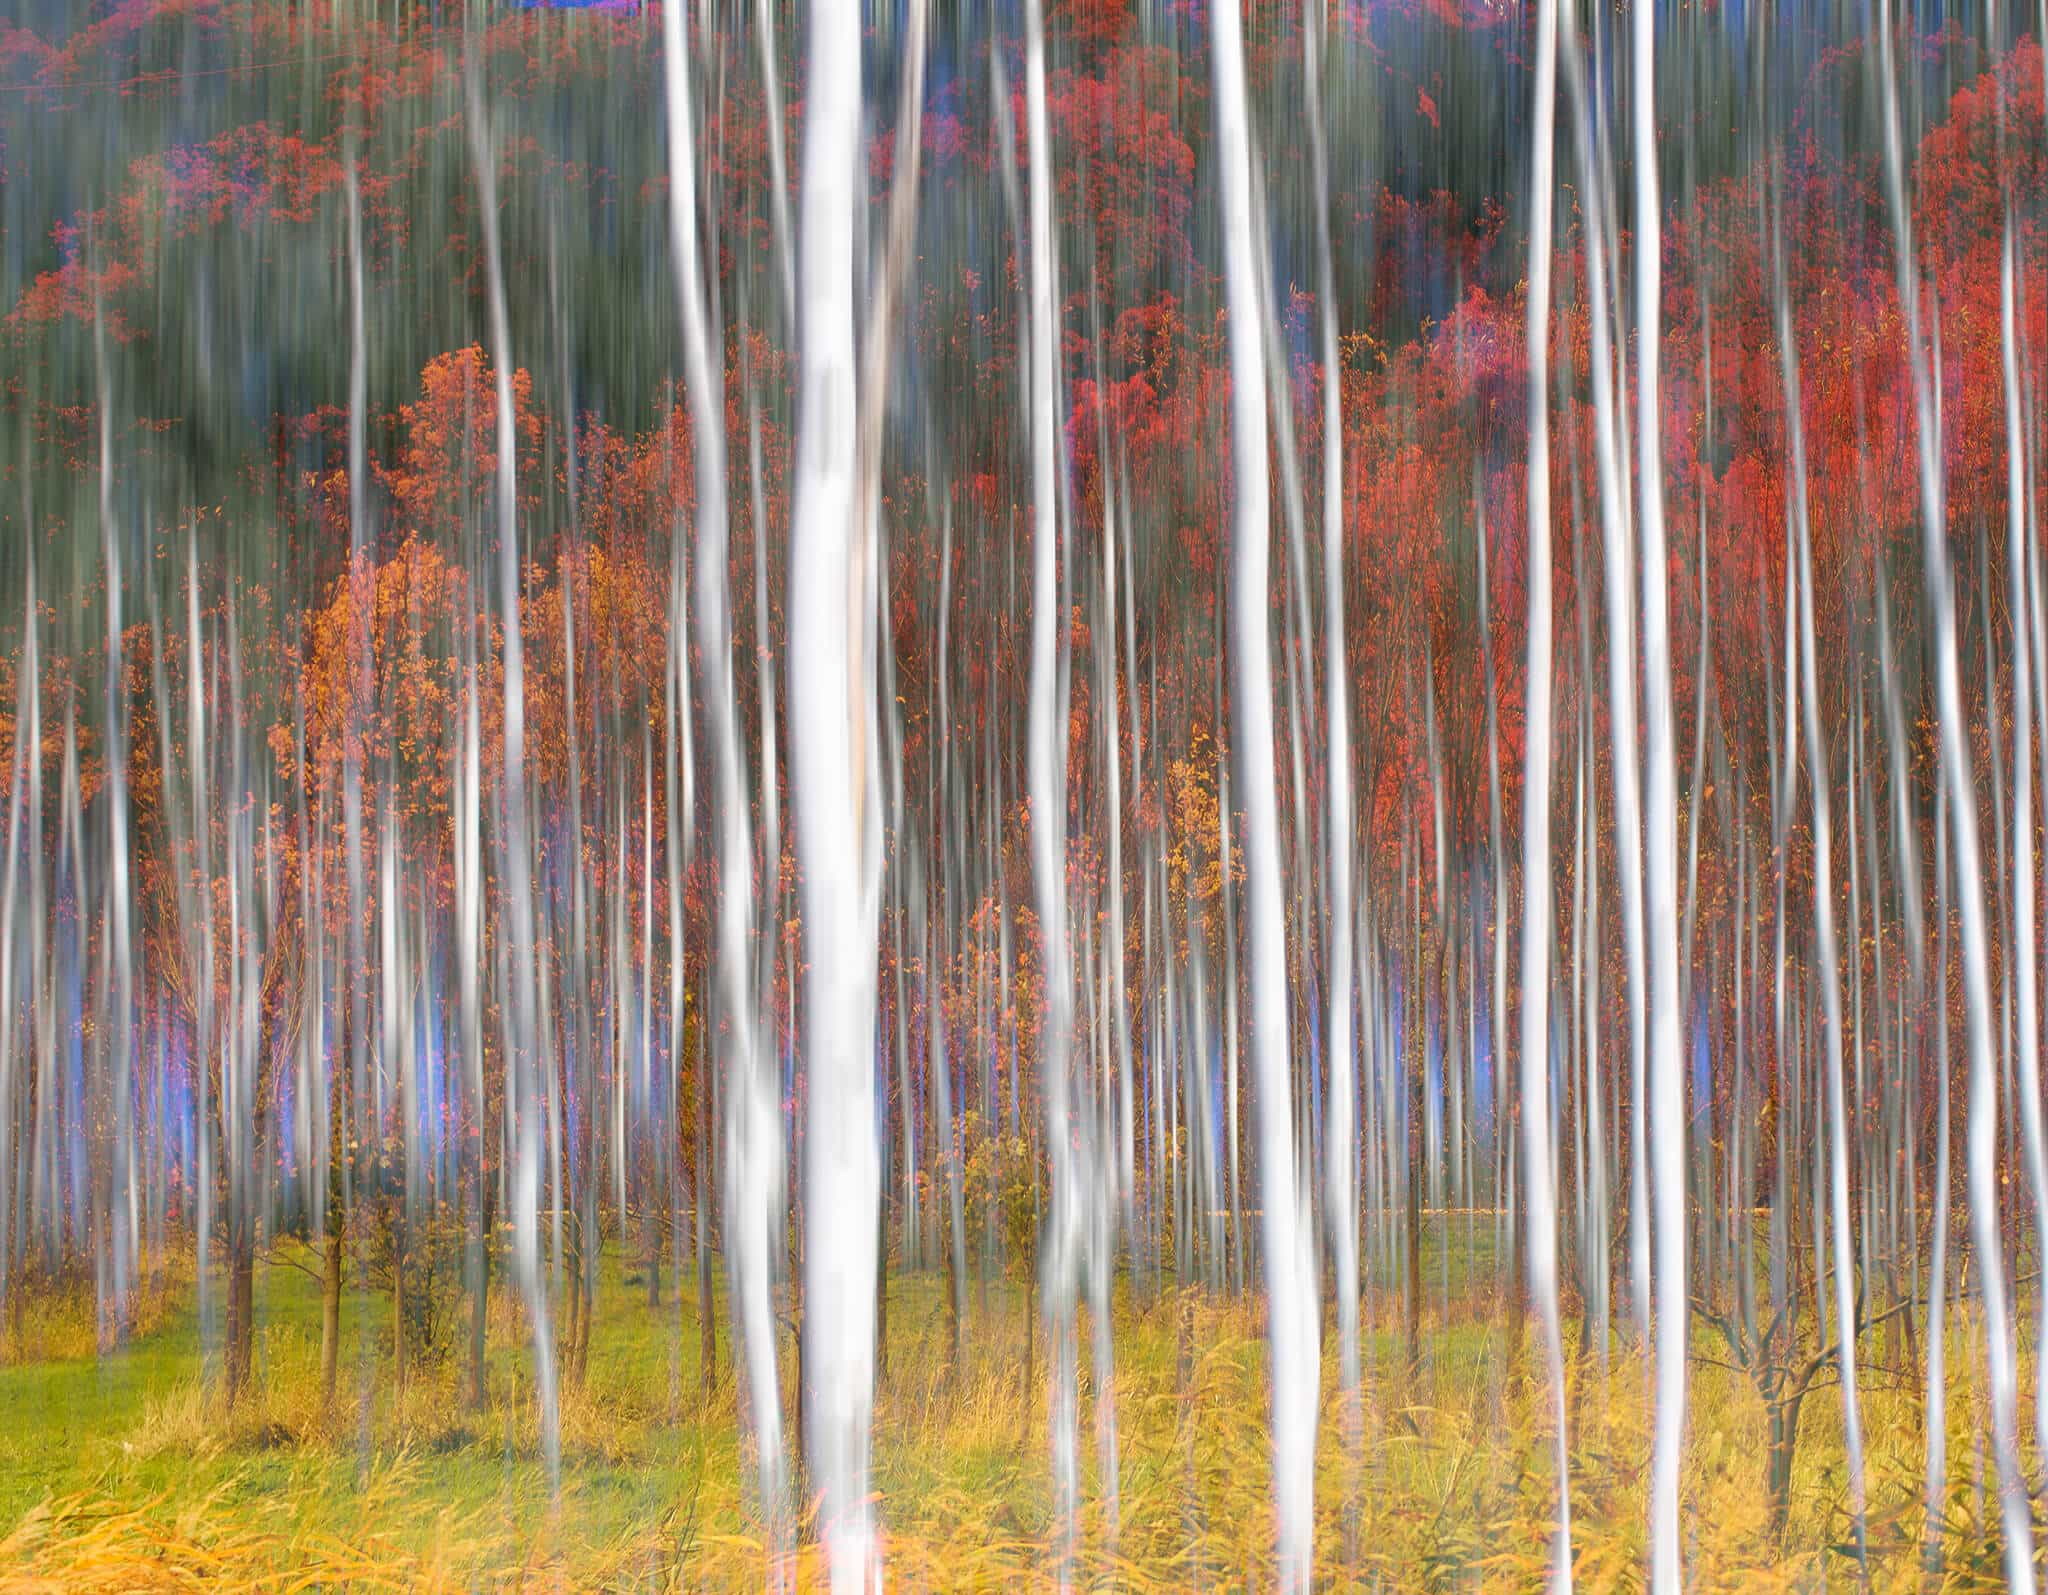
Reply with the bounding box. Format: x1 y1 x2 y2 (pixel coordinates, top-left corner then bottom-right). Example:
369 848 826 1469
1214 0 1320 1577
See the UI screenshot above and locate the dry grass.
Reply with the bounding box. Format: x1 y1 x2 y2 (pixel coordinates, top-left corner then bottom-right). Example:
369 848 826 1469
0 1252 2033 1590
0 1266 184 1368
0 1455 490 1593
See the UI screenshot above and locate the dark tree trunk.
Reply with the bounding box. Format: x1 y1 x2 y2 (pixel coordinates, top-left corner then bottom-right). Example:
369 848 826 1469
576 1184 599 1385
1407 1078 1423 1370
392 1199 408 1395
946 1219 962 1359
322 1004 348 1409
791 1268 807 1494
1177 1280 1194 1392
646 1182 662 1309
788 1189 806 1495
563 1202 590 1389
1505 1066 1527 1382
1569 1264 1595 1437
697 1090 716 1393
225 1219 256 1405
468 1168 493 1409
320 1202 344 1408
1765 1385 1808 1545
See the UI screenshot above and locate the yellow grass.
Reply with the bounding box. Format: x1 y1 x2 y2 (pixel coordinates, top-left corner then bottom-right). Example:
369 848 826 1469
0 1249 2033 1590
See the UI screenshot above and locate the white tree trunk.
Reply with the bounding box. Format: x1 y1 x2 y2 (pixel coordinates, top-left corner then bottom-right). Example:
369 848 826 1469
1519 0 1572 1581
787 0 880 1579
1213 0 1320 1579
1630 9 1688 1586
1875 7 2035 1580
662 0 787 1538
1021 0 1086 1566
1308 0 1360 1414
465 48 557 1486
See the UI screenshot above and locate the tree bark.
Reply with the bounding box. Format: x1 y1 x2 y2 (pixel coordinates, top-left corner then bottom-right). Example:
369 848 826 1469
225 1217 256 1405
1765 1386 1808 1545
697 1084 716 1393
468 1168 492 1409
1406 1084 1422 1370
320 1212 344 1408
646 1185 662 1310
1214 0 1320 1576
392 1200 408 1396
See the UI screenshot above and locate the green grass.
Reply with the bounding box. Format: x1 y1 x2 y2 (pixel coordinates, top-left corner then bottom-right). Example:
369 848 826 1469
0 1240 746 1583
0 1222 2029 1589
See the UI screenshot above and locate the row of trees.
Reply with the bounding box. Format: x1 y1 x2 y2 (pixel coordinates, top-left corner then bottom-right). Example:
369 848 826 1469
3 0 2048 1582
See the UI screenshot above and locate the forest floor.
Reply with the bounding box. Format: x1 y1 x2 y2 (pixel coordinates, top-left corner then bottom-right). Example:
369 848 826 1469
0 1220 2025 1590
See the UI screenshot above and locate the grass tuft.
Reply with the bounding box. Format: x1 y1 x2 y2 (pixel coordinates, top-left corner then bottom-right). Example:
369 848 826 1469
0 1237 2030 1588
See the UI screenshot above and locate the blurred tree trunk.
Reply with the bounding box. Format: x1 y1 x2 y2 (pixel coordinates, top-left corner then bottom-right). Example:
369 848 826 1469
320 1030 346 1407
468 1167 492 1409
578 1179 599 1384
320 1191 344 1407
392 1196 408 1395
875 1179 890 1382
224 1213 256 1403
1407 1054 1422 1369
646 1180 662 1309
697 1082 715 1392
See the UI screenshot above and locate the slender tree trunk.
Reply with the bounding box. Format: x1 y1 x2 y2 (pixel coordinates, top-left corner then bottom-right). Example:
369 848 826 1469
320 1027 346 1408
1922 788 1951 1584
1214 0 1319 1577
1023 1266 1036 1418
225 1213 256 1405
577 1173 598 1387
662 0 779 1521
697 1067 715 1394
1406 1082 1421 1370
469 1169 492 1408
465 35 557 1487
1765 1387 1809 1545
647 1180 662 1310
1306 0 1358 1428
321 1203 344 1407
400 1205 416 1395
1632 0 1689 1582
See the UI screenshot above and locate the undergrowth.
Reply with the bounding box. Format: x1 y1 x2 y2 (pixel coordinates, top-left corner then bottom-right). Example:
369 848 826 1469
0 1244 2032 1590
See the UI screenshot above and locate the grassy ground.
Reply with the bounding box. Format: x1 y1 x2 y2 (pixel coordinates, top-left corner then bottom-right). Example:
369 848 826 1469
0 1223 2026 1590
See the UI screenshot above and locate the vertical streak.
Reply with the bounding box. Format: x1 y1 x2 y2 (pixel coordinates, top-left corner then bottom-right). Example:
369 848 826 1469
1520 0 1572 1582
1873 6 2036 1581
661 0 786 1539
1632 9 1688 1586
1213 0 1320 1579
787 0 878 1578
1778 264 1868 1569
1308 0 1360 1415
1022 0 1082 1568
464 41 556 1487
